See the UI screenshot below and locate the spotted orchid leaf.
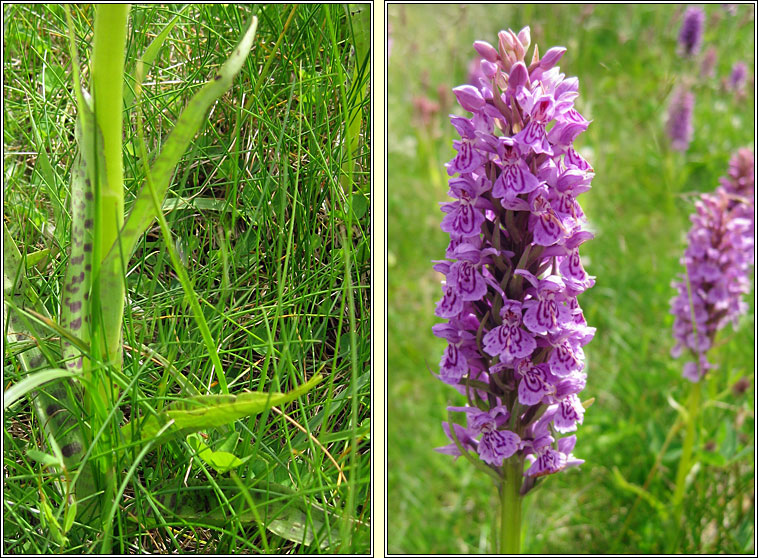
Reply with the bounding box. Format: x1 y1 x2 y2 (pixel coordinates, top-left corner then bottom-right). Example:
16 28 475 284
106 15 259 267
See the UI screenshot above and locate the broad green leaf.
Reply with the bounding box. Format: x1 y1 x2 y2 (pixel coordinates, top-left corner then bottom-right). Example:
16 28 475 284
41 63 68 95
218 430 241 454
351 193 369 220
125 374 322 446
24 248 52 269
347 4 370 68
58 106 97 375
3 223 89 479
4 368 78 410
108 15 259 265
186 433 251 474
30 118 66 239
163 196 242 212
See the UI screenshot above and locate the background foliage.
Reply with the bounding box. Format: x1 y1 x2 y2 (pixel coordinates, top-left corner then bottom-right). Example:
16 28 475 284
4 3 370 553
387 4 754 554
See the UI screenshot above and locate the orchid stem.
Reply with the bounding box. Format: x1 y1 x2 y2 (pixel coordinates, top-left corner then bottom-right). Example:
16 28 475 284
499 456 523 554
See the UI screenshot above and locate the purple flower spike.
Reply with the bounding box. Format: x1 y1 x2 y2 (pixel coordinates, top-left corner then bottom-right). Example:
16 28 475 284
434 30 594 484
727 61 748 93
678 7 705 57
666 87 694 152
670 148 754 382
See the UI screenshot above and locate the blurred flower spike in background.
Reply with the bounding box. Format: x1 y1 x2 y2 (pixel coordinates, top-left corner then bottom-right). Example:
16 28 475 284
678 6 705 57
727 61 748 93
670 148 755 382
666 87 695 152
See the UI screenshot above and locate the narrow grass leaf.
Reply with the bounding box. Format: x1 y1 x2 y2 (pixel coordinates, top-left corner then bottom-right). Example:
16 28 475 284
123 7 190 109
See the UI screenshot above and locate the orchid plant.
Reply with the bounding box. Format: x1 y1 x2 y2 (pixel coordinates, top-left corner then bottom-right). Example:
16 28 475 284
432 27 596 553
3 5 338 551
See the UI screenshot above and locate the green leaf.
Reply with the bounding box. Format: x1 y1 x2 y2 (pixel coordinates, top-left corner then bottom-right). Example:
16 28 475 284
262 487 339 549
351 193 369 220
125 374 323 446
24 248 52 269
218 430 241 453
63 497 77 534
110 15 259 265
348 4 370 68
186 433 251 474
136 480 345 549
4 368 78 410
26 449 63 468
41 63 68 95
41 497 68 546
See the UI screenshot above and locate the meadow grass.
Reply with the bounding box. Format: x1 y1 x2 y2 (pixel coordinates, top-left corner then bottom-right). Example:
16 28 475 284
3 4 370 553
388 4 754 554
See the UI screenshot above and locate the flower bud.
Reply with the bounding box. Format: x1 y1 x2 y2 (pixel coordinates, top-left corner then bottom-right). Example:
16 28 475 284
509 62 529 90
540 46 567 70
473 40 499 62
517 26 531 50
452 85 485 113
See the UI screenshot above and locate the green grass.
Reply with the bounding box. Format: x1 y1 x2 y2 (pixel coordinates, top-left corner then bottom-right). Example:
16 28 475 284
388 4 754 554
3 4 370 553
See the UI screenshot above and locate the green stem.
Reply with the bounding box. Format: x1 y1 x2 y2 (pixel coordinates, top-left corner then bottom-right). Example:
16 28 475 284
673 378 701 507
667 378 702 552
91 4 129 367
88 6 130 543
499 456 523 554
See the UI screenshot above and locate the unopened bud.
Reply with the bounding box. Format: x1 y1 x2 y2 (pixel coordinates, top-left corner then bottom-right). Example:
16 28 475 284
452 85 485 113
518 26 531 50
473 40 499 63
540 46 567 70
